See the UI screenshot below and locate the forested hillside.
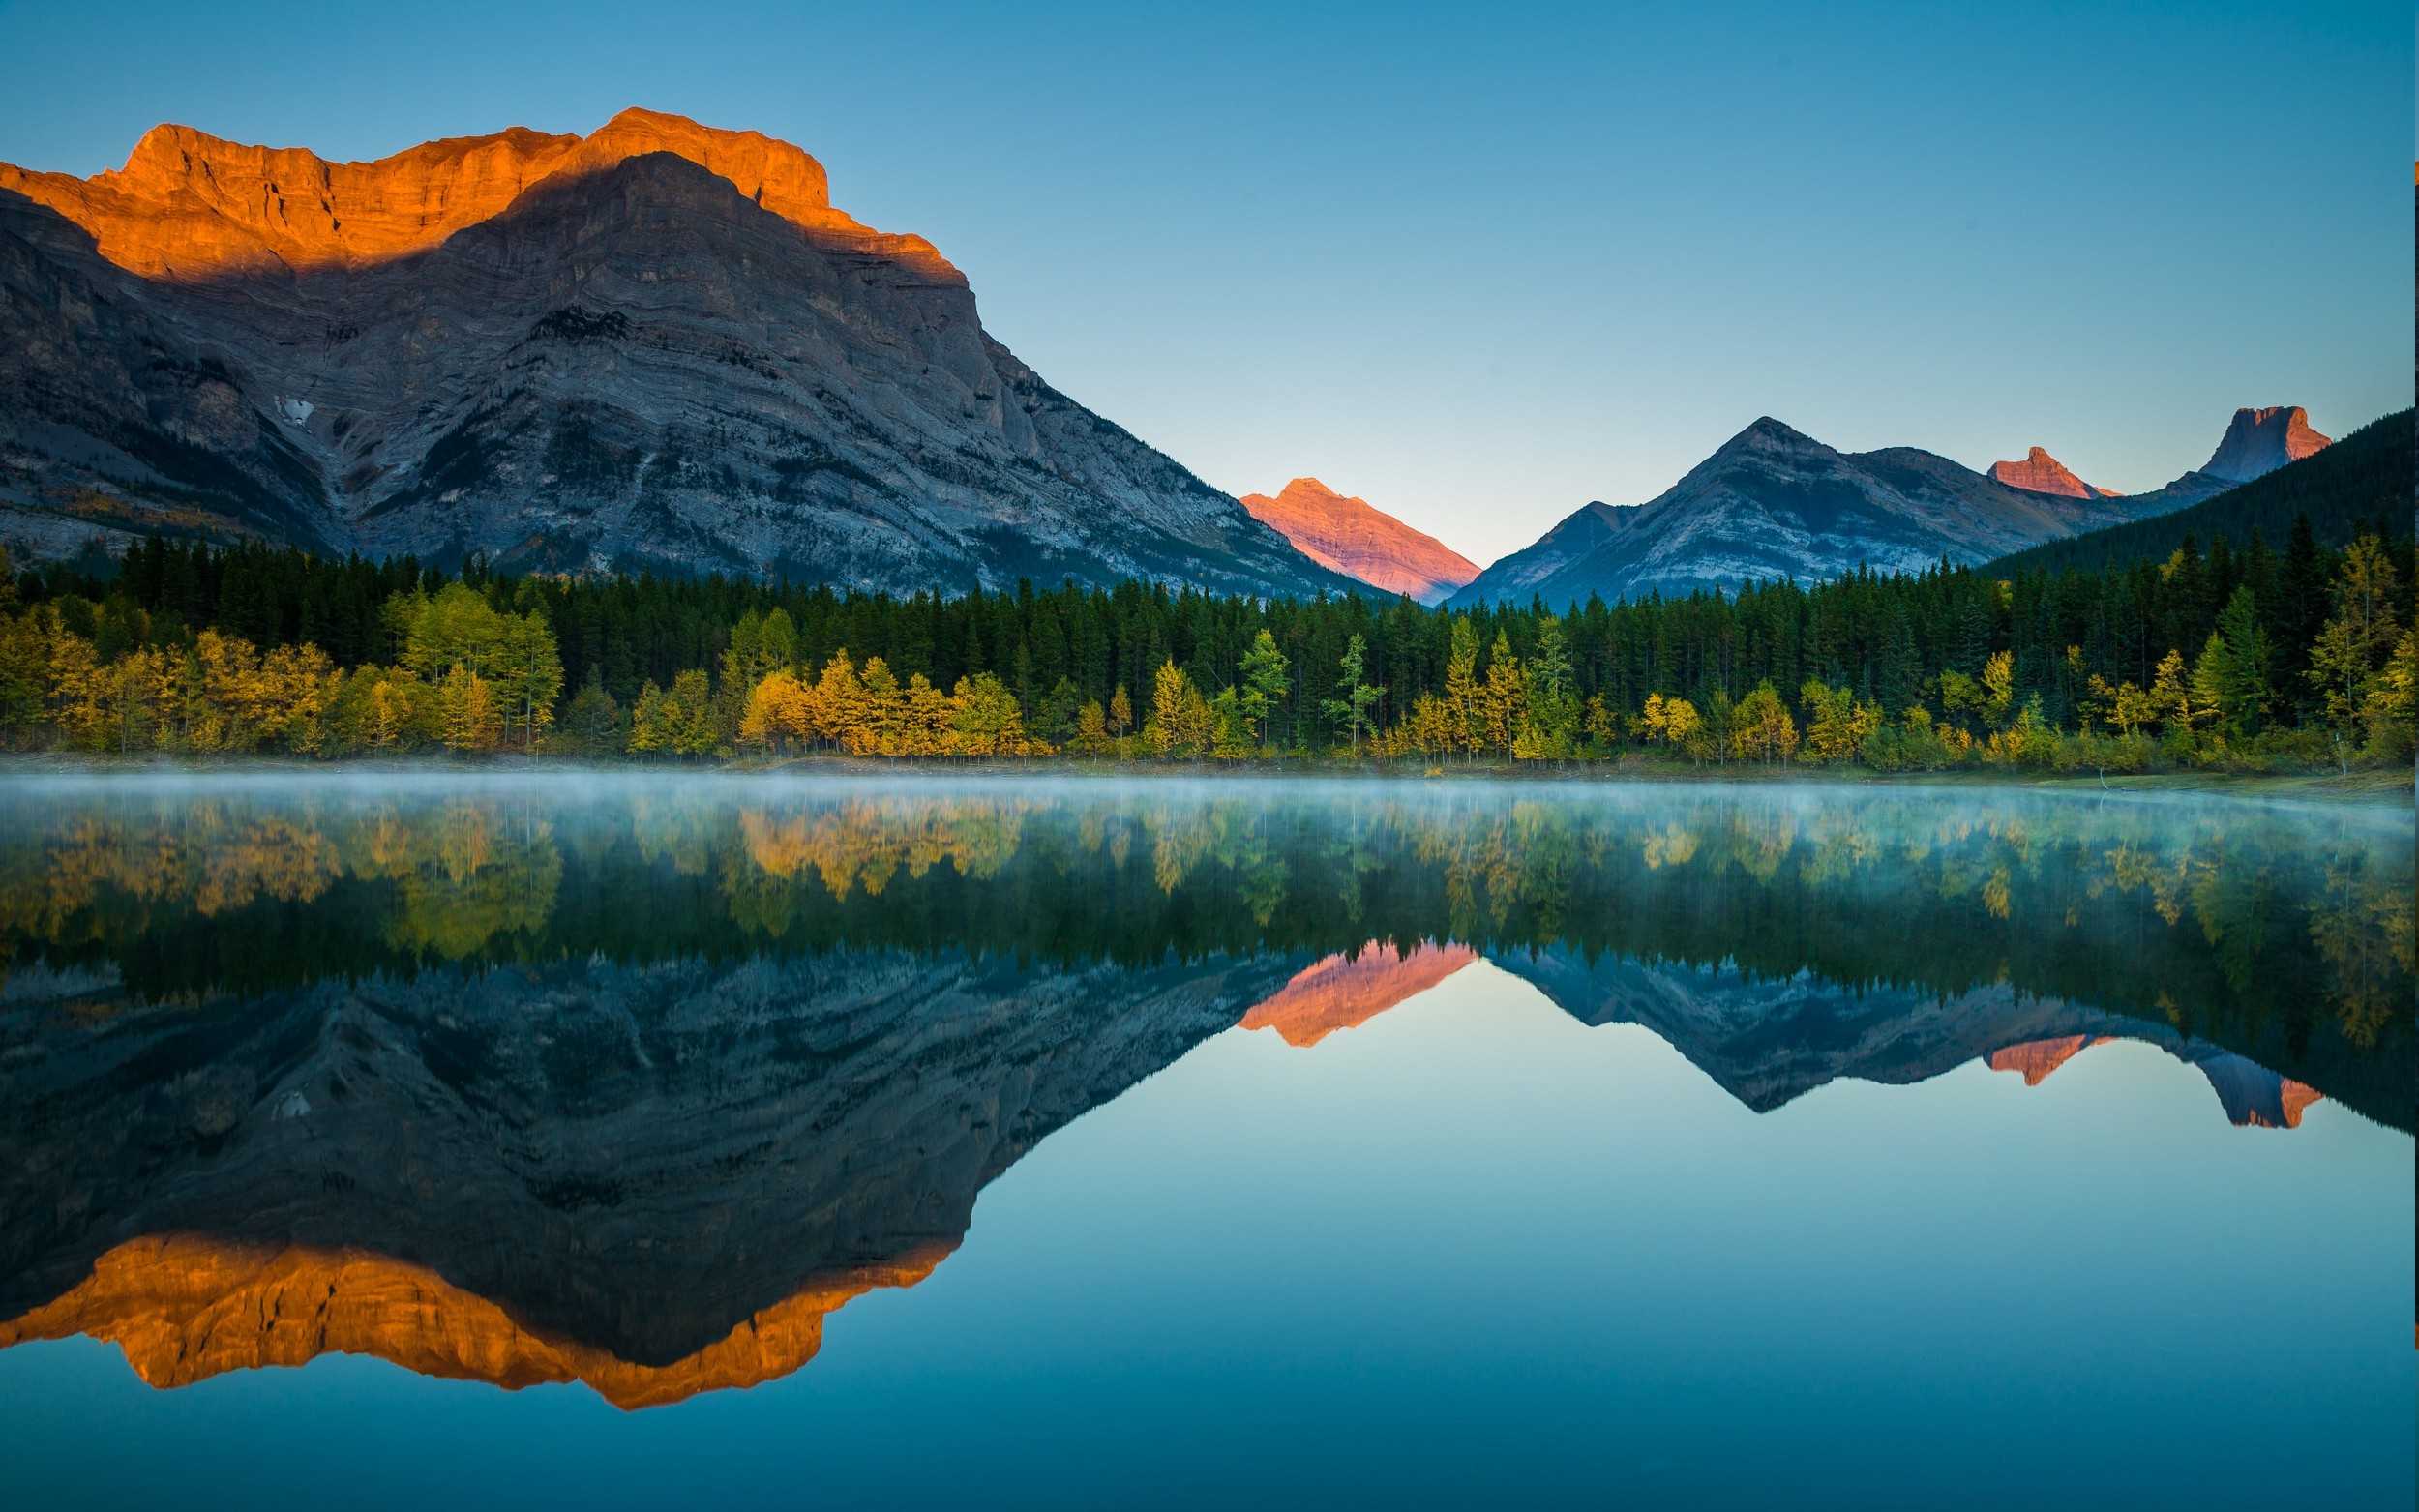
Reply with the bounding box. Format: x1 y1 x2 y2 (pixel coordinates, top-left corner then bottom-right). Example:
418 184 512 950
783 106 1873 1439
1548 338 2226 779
1989 409 2411 577
3 497 2411 772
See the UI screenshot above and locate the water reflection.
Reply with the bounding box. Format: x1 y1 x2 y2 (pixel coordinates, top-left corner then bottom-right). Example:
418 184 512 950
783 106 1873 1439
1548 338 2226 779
0 776 2406 1408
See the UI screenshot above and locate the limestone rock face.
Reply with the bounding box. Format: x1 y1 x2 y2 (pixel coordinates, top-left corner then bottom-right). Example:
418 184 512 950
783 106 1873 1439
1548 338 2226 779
1987 447 2110 499
0 111 1347 594
2198 405 2331 484
1448 418 2165 609
1237 479 1478 604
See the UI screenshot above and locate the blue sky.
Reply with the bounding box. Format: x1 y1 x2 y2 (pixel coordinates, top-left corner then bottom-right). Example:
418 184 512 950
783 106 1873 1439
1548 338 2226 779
0 1 2405 563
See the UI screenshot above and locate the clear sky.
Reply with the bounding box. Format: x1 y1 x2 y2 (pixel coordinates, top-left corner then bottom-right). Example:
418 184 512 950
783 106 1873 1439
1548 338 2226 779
0 0 2406 564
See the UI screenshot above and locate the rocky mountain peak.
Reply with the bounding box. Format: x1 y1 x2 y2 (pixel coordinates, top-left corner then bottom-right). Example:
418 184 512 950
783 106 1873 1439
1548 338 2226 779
0 111 1339 591
1237 477 1478 604
1987 446 2108 499
1730 416 1827 455
2199 405 2330 484
3 107 955 282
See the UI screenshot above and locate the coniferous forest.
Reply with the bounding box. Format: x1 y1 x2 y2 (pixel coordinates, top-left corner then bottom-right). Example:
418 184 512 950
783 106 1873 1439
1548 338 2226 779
2 475 2410 774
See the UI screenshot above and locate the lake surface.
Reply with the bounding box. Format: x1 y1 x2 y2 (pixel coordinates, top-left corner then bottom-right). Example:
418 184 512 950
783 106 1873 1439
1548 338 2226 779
0 771 2408 1510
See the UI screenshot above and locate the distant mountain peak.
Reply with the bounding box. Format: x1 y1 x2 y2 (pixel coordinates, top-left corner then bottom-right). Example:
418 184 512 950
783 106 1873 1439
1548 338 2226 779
1237 478 1478 604
2199 405 2330 484
1448 415 2169 610
1987 447 2109 500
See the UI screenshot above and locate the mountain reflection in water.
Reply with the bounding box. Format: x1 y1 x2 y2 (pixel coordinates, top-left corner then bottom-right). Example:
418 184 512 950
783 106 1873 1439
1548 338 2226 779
0 775 2406 1408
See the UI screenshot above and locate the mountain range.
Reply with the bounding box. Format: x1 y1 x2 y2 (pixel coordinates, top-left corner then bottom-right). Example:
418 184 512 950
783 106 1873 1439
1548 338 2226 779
1446 405 2330 609
0 107 2356 610
0 110 1348 595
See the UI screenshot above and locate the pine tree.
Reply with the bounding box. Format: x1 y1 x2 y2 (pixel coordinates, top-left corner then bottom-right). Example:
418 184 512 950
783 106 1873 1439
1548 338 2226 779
1321 634 1385 756
1237 629 1290 750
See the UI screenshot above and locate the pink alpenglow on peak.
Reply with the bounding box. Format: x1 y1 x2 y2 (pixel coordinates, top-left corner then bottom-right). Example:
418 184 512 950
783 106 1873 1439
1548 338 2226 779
1986 448 2112 500
1238 479 1479 605
2198 406 2330 484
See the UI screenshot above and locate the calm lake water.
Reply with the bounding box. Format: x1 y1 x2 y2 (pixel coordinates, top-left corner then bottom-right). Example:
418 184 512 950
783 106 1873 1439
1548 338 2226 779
0 772 2408 1510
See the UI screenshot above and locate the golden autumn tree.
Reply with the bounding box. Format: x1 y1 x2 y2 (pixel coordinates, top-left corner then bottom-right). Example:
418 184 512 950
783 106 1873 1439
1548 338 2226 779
948 672 1027 756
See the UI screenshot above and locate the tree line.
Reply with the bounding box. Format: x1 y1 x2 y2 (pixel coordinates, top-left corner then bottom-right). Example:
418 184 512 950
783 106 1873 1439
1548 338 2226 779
1 506 2410 770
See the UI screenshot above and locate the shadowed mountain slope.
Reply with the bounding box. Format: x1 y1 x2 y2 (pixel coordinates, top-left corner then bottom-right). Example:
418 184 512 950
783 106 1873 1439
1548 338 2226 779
0 111 1350 596
1448 417 2165 608
1450 406 2345 610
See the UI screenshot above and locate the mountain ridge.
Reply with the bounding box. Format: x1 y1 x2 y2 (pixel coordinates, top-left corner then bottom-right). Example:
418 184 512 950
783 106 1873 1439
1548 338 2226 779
1448 407 2332 610
0 111 1352 596
1448 416 2165 609
1986 408 2409 577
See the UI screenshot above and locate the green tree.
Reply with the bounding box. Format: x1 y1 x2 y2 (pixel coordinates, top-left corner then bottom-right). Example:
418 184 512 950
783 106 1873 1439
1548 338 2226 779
1320 634 1385 756
1237 629 1290 750
2190 586 2271 738
1518 617 1575 757
1442 617 1481 757
494 610 563 751
2306 536 2403 743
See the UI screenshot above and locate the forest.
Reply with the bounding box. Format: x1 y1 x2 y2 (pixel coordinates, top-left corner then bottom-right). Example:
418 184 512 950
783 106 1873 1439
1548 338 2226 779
0 496 2410 773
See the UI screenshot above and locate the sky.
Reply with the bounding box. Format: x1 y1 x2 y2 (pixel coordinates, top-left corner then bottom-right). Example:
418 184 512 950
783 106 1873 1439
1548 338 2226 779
0 0 2406 565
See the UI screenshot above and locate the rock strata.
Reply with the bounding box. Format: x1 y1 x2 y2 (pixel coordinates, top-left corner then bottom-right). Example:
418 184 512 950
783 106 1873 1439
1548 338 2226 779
0 111 1347 595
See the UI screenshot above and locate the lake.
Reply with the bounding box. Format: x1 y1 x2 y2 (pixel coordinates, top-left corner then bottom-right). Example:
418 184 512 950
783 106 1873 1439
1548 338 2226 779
0 771 2408 1510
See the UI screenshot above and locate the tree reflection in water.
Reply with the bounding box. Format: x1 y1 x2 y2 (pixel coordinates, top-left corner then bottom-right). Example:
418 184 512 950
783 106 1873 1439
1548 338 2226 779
0 775 2406 1406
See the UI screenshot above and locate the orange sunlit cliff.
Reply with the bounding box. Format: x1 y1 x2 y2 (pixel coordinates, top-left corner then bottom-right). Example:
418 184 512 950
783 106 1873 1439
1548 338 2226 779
0 1234 946 1410
1239 939 1478 1046
1986 448 2110 500
0 106 955 282
1238 479 1479 605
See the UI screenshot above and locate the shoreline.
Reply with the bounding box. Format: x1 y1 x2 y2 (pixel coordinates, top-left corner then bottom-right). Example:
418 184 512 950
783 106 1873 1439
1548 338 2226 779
0 754 2406 804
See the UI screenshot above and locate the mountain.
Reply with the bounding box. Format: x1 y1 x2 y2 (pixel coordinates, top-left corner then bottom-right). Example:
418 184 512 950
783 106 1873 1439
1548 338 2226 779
1987 447 2111 499
1447 417 2163 609
1448 406 2341 610
2198 405 2330 483
1235 479 1478 604
1442 499 1635 607
0 110 1350 596
1987 408 2409 577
